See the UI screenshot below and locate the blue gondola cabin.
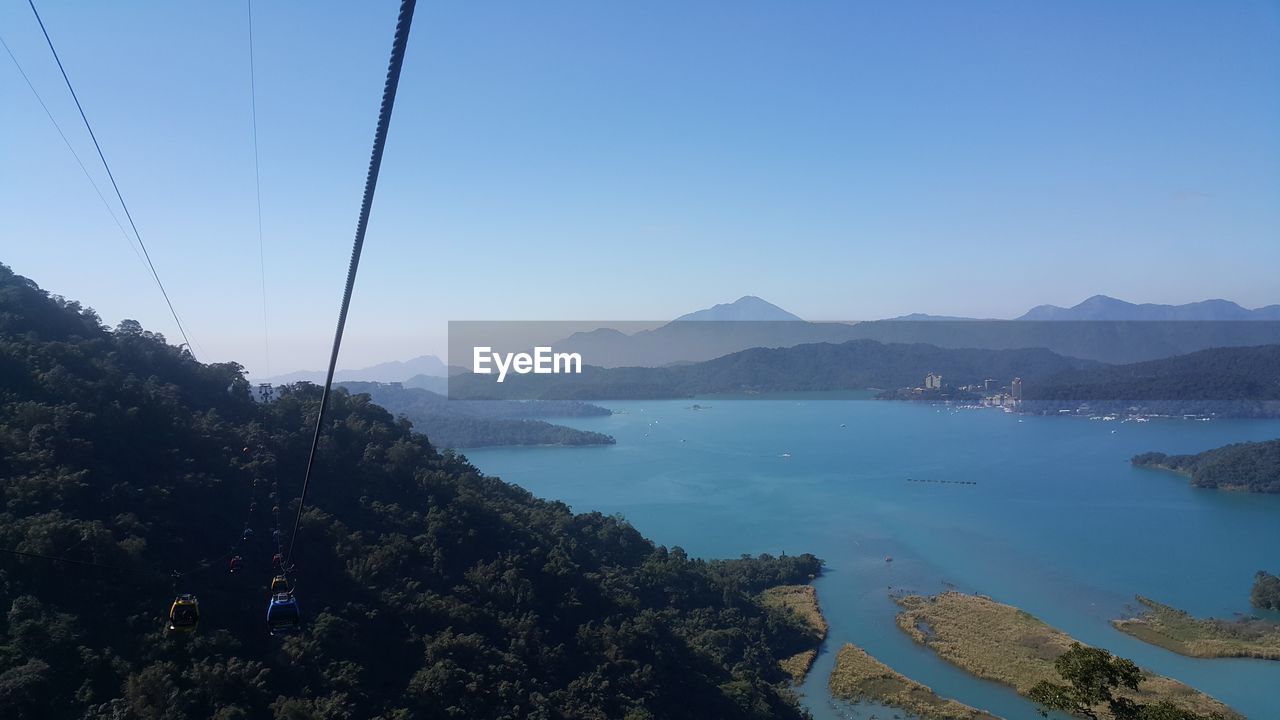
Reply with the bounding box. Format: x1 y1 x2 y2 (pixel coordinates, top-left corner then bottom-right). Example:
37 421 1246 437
267 592 300 635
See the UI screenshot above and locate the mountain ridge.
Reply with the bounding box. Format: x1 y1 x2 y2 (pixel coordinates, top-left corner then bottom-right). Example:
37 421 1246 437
1017 295 1280 322
673 296 804 322
255 353 447 384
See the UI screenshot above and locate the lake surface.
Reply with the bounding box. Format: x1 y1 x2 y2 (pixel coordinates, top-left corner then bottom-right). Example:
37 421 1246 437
465 393 1280 719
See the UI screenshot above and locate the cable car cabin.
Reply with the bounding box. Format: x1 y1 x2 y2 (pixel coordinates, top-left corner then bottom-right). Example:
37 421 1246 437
270 575 290 594
266 593 301 635
168 594 200 633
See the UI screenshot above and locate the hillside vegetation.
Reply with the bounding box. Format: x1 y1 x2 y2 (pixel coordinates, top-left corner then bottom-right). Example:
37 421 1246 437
1132 439 1280 493
0 264 821 719
1253 571 1280 611
1023 345 1280 417
757 584 826 683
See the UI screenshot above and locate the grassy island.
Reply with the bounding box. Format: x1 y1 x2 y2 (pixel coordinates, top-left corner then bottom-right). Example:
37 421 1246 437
1113 596 1280 660
759 584 828 682
894 592 1238 719
828 643 999 719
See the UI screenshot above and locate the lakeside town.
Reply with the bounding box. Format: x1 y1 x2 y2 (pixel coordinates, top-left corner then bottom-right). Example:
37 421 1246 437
881 372 1231 424
881 372 1024 410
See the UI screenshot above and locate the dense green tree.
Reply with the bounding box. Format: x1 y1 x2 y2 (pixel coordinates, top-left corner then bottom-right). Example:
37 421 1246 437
0 262 822 718
1024 345 1280 418
1133 440 1280 493
1030 643 1225 720
1252 571 1280 610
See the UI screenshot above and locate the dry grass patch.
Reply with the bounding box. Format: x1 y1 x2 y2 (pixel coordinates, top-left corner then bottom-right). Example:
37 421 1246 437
828 643 999 720
760 584 828 637
1114 595 1280 660
759 584 827 683
894 592 1238 720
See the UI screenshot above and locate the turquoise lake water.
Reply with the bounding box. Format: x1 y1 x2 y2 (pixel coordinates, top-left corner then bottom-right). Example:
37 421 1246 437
465 393 1280 719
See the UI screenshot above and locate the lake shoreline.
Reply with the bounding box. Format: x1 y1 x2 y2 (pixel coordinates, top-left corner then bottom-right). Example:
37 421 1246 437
466 394 1280 719
828 642 999 720
893 591 1240 719
759 584 828 684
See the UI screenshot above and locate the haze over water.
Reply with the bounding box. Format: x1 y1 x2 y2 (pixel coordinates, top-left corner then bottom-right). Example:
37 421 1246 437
467 393 1280 719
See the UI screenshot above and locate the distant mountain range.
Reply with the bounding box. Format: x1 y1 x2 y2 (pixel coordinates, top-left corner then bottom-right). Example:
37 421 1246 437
256 354 447 384
544 295 1280 368
895 295 1280 322
448 339 1280 418
890 294 1280 322
1016 295 1280 322
448 339 1100 401
264 295 1280 384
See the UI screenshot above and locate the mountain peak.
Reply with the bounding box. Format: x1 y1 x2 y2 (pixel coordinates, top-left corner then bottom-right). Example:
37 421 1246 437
673 296 803 322
1079 294 1126 305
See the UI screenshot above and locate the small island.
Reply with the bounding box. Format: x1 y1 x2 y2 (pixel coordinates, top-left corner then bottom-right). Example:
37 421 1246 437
893 592 1238 719
1113 596 1280 660
828 643 998 720
1131 438 1280 493
336 381 617 448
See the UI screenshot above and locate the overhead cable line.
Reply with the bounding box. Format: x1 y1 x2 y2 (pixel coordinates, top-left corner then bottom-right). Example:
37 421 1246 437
27 0 197 358
1 32 146 268
286 0 417 565
0 546 125 572
247 0 271 377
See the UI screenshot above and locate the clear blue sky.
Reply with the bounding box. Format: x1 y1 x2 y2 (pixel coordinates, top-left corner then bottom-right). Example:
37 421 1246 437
3 0 1278 376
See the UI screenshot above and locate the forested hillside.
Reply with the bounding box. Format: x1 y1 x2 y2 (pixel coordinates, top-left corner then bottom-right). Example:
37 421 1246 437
0 264 821 719
1132 439 1280 493
1023 345 1280 417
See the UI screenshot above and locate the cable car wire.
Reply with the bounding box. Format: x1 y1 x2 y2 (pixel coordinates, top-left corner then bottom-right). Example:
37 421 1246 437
26 0 197 359
1 32 146 268
247 0 271 377
0 546 125 572
286 0 417 566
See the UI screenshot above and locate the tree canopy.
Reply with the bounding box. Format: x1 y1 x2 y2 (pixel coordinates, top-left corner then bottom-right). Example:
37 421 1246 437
1253 571 1280 611
0 263 821 719
1024 638 1223 717
1029 643 1225 720
1133 439 1280 493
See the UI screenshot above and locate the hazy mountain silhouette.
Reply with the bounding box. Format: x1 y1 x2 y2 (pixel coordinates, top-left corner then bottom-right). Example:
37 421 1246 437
544 295 1280 367
673 296 803 322
258 354 447 384
1018 295 1280 321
